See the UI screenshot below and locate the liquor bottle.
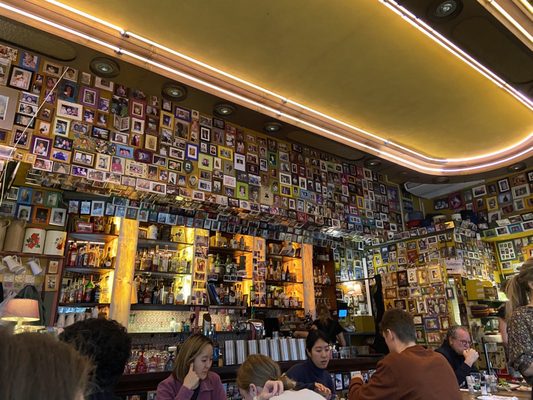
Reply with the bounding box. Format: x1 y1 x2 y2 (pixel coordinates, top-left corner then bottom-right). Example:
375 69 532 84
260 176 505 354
135 350 147 374
160 246 169 272
214 254 221 275
281 265 286 281
285 265 290 282
67 242 78 267
84 275 95 303
93 281 101 303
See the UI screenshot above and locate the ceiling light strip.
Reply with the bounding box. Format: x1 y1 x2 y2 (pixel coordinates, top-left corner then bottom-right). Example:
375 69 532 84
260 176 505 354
2 2 531 175
40 0 533 164
380 0 533 111
484 0 533 43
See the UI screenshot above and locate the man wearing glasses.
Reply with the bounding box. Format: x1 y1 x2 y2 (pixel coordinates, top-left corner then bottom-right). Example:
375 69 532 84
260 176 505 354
436 326 479 386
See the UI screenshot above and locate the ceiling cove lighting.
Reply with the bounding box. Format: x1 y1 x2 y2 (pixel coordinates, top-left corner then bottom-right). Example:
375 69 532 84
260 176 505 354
480 0 533 46
41 0 533 166
2 1 531 174
41 0 533 163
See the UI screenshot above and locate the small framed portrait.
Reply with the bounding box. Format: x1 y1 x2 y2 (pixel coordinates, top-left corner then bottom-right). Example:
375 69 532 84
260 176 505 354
53 117 71 136
485 196 498 211
9 66 32 90
131 118 145 134
186 143 198 161
5 186 19 201
397 270 409 287
413 315 423 325
98 97 110 112
116 144 134 159
144 135 158 152
37 103 54 122
45 192 60 208
91 126 110 140
80 86 99 107
47 260 59 274
49 207 66 226
32 206 50 224
58 80 78 102
423 316 440 331
72 150 95 167
52 162 70 175
52 135 73 151
80 72 92 85
31 136 51 158
14 113 36 129
32 190 45 205
175 106 191 121
68 200 80 214
42 60 62 77
384 287 397 299
512 184 530 199
415 327 426 344
18 187 33 204
445 287 455 299
417 269 429 285
18 101 38 117
472 184 487 198
130 100 145 119
95 153 111 171
200 126 211 142
91 200 105 217
56 99 82 121
94 77 114 92
62 66 78 82
16 204 32 221
44 274 58 292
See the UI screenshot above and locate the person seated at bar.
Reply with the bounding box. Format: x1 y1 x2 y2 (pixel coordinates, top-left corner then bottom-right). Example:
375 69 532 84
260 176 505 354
435 326 479 387
285 330 334 398
349 309 460 400
237 354 324 400
157 333 226 400
312 304 346 347
0 328 92 400
60 318 132 400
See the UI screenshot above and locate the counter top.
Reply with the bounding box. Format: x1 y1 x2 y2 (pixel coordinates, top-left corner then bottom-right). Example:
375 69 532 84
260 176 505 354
116 356 383 396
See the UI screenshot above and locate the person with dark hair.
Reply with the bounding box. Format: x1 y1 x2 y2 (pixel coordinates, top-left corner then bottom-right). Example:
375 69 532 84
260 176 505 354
349 309 460 400
312 303 346 346
285 330 334 398
506 258 533 396
59 318 132 400
435 326 478 386
0 328 92 400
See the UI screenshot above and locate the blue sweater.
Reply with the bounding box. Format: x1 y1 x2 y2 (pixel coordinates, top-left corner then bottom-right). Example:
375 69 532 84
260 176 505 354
285 359 334 394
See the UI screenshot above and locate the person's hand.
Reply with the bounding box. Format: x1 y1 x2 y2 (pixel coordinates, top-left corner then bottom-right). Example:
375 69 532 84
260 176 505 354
314 382 332 399
182 363 200 390
463 348 479 367
258 380 284 400
350 372 364 384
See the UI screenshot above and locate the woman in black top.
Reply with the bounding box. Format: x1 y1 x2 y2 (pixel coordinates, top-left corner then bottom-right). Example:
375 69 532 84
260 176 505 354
312 304 346 346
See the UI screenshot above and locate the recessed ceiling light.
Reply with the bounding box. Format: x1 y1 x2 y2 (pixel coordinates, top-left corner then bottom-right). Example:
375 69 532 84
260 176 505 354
214 103 236 116
433 176 450 184
507 162 526 172
431 0 462 19
161 82 187 101
364 158 382 168
264 122 282 133
89 57 120 78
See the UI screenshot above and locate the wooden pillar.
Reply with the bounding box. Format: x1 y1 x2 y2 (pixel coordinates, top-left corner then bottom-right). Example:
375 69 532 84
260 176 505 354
302 243 315 316
109 218 138 326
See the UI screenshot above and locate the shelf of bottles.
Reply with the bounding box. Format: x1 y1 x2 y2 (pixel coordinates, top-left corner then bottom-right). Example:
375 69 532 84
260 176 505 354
334 244 373 319
207 232 253 307
133 225 194 306
258 241 304 311
59 217 119 313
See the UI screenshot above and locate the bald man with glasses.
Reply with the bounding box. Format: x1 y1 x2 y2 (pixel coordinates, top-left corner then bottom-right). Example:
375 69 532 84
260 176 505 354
435 326 479 386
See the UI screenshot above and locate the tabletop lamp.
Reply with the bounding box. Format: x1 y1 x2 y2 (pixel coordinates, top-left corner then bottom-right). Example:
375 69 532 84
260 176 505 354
1 298 39 333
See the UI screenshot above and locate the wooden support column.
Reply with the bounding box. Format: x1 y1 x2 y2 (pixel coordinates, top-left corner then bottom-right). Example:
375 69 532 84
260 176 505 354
302 243 315 316
109 218 138 326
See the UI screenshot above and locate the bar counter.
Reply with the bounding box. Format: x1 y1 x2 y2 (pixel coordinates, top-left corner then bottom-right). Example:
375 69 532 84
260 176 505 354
116 356 383 396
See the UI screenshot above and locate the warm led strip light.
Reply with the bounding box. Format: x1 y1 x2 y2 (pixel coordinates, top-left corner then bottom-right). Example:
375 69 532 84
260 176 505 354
2 1 531 174
483 0 533 44
43 0 533 166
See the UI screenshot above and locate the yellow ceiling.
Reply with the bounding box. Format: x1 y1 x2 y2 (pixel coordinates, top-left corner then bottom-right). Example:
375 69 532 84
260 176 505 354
39 1 533 159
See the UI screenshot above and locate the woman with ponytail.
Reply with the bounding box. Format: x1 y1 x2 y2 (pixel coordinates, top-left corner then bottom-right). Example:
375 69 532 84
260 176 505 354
237 354 323 400
506 258 533 396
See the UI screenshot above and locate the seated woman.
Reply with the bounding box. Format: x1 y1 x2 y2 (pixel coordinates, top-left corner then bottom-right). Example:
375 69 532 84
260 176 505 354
157 333 226 400
237 354 324 400
0 328 92 400
285 330 334 398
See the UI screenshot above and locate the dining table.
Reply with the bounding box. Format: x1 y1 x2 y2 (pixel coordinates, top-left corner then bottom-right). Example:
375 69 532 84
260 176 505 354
461 389 531 399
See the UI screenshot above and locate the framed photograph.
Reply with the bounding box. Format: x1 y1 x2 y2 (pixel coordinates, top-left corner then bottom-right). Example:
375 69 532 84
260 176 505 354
0 86 19 131
72 150 95 167
9 66 32 90
413 315 423 325
80 87 98 108
512 184 530 199
44 274 58 292
32 190 45 205
472 184 487 198
91 200 105 217
47 260 59 274
94 77 114 92
423 316 440 331
415 327 426 344
51 148 71 163
68 200 79 214
53 117 71 136
95 153 111 171
130 100 145 118
58 80 78 102
32 206 50 224
145 135 158 151
497 178 510 192
62 66 78 82
30 136 51 158
426 332 442 344
75 221 93 233
16 205 32 221
52 162 70 177
131 118 145 134
56 99 82 121
42 60 61 77
186 143 198 160
115 144 134 159
49 207 66 226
